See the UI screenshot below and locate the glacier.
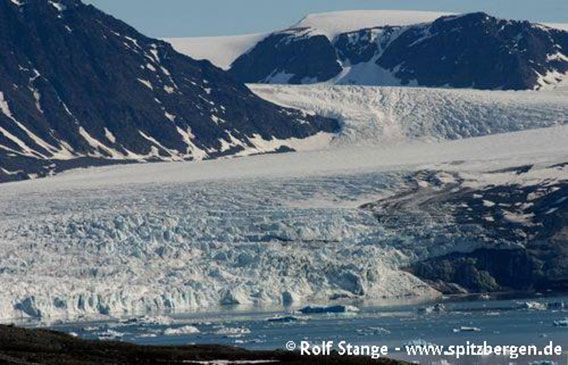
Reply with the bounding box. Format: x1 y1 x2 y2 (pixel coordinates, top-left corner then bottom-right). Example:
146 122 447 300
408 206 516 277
2 126 568 322
250 85 568 146
0 169 438 321
1 84 568 322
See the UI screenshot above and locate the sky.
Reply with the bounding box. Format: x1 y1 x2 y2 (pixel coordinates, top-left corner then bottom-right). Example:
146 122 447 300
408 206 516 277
82 0 568 38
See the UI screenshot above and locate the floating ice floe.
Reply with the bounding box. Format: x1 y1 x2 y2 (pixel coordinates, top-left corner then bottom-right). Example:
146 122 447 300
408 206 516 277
356 326 391 336
417 303 446 314
453 326 481 333
97 329 125 340
82 326 100 332
266 315 300 323
521 301 547 311
136 333 158 338
299 305 360 315
214 326 252 338
163 325 200 336
121 315 174 326
404 339 437 347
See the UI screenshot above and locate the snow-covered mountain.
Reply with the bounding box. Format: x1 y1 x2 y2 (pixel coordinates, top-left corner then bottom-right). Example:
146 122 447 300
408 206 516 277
166 11 451 70
229 12 568 90
2 3 568 323
169 10 568 90
0 0 339 183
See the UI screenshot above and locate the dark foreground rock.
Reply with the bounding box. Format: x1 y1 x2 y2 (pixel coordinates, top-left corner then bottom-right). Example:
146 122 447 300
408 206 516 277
0 325 405 365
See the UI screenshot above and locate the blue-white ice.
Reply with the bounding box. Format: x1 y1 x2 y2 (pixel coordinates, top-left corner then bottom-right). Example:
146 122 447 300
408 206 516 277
1 85 568 322
0 170 438 321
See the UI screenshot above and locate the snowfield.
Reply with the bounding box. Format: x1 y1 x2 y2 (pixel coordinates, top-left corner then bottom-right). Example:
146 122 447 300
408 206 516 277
167 33 266 70
293 10 452 39
547 23 568 32
2 120 568 322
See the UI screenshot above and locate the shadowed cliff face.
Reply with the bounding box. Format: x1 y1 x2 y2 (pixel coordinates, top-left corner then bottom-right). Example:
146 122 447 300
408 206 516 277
230 12 568 90
0 0 339 183
376 13 568 90
361 167 568 294
229 29 342 84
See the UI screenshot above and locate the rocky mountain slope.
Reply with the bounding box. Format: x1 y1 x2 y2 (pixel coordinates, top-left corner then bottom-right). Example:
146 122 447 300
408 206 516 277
0 0 339 183
228 12 568 90
363 167 568 294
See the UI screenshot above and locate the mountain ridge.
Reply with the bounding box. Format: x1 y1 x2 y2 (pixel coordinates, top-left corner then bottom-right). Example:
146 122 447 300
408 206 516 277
169 11 568 73
0 0 339 183
228 11 568 90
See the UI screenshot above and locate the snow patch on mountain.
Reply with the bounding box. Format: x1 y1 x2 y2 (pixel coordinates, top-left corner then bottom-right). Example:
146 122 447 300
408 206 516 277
294 10 452 40
536 69 568 90
546 23 568 32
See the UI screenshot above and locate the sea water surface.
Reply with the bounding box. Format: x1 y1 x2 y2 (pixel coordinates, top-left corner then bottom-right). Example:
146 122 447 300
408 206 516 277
45 294 568 365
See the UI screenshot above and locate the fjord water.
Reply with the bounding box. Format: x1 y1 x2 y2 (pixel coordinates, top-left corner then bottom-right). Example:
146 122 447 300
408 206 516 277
49 295 568 364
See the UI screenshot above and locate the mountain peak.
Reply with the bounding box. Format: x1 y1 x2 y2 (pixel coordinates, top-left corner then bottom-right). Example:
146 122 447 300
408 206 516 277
0 0 339 183
229 11 568 90
442 11 492 20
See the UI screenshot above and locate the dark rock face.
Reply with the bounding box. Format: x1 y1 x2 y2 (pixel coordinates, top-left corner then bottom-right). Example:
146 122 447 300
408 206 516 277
410 249 539 293
411 179 568 293
0 0 339 183
378 13 568 89
335 27 401 65
229 29 342 84
361 168 568 294
230 12 568 90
